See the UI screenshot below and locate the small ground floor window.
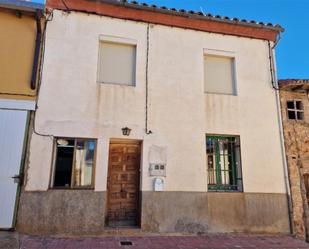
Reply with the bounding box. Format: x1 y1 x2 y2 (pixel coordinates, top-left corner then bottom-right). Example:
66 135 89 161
206 135 243 191
52 138 96 189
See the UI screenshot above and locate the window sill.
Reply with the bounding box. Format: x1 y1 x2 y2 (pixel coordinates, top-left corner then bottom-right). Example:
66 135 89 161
208 185 242 192
208 190 243 193
204 92 237 96
49 187 95 190
287 119 306 122
97 81 136 87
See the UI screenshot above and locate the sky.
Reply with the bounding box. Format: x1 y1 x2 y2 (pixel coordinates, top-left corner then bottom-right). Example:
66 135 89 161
30 0 308 79
139 0 308 80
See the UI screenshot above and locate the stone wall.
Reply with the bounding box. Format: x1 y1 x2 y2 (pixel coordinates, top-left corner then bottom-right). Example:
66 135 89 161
279 88 309 240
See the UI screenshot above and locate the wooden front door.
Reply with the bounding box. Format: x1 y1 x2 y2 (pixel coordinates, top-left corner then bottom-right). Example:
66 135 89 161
106 140 141 227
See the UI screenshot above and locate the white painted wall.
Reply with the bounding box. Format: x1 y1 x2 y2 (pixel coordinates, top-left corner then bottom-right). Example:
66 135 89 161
25 10 286 194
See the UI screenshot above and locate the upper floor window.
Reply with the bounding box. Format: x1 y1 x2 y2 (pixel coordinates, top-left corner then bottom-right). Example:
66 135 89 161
206 135 243 191
52 138 96 189
98 41 136 86
287 100 304 120
204 55 236 95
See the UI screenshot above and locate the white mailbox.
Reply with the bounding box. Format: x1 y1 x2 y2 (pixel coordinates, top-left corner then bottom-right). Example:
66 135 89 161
154 178 164 191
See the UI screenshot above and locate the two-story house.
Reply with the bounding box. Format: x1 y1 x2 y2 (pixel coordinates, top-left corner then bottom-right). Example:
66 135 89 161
17 0 290 235
0 0 44 229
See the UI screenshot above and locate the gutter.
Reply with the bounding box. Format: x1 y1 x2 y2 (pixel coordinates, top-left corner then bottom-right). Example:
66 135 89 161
30 10 43 90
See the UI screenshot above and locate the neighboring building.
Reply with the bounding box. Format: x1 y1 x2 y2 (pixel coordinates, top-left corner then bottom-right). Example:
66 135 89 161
0 0 44 229
17 0 290 235
279 79 309 240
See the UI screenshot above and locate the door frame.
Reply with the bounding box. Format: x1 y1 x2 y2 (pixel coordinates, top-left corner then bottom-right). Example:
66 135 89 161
105 138 142 228
0 109 30 230
12 111 31 229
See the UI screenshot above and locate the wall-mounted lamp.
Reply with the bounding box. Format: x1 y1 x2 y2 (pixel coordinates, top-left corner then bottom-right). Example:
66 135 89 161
122 127 131 136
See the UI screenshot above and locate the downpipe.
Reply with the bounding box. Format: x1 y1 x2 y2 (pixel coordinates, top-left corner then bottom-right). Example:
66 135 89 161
268 39 293 235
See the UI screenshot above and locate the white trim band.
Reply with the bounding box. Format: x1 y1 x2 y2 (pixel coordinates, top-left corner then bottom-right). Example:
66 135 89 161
0 99 36 110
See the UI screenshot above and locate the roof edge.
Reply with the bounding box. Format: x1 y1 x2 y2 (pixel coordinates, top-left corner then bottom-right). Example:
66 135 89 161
46 0 283 41
96 0 284 33
279 79 309 84
279 79 309 92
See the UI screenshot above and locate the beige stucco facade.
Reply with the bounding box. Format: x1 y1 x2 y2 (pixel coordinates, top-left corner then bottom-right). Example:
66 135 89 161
19 10 290 234
25 10 286 193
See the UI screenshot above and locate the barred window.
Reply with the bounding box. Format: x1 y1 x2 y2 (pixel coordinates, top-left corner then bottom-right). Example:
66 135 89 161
206 135 243 191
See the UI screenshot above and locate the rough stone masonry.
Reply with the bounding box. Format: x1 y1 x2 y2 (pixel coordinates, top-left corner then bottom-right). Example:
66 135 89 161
279 79 309 240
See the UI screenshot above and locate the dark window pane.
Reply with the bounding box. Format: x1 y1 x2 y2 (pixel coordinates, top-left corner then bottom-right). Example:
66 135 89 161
54 139 74 187
296 101 303 110
208 155 214 169
206 138 214 153
288 110 296 120
297 112 304 120
287 101 295 109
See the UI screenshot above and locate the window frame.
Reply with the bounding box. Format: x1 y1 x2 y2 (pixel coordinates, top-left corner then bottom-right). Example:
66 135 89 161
97 35 137 87
50 137 97 190
206 134 243 192
286 100 304 121
203 50 237 96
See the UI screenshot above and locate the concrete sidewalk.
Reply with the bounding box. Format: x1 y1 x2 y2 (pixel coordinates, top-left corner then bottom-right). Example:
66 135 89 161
1 232 309 249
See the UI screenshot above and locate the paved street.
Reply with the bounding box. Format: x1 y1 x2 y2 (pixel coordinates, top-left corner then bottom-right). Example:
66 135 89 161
1 232 309 249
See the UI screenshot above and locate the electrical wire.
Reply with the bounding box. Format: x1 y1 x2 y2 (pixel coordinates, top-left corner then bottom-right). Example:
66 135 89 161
32 10 54 138
145 23 152 135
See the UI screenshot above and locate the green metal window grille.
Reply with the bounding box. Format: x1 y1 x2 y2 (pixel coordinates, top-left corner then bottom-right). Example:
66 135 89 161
206 135 243 191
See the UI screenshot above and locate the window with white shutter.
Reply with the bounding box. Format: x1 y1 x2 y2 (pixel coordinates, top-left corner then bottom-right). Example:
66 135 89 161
204 55 236 95
98 41 136 86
